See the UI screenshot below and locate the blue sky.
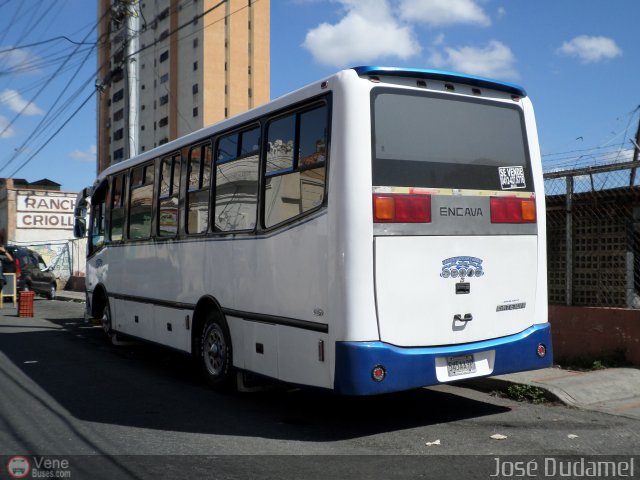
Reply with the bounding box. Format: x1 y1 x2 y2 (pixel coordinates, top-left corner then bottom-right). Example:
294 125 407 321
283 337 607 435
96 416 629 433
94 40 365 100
0 0 638 192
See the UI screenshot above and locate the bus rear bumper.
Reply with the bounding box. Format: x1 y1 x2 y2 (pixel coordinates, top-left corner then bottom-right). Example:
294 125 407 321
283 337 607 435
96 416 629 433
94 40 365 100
333 323 553 395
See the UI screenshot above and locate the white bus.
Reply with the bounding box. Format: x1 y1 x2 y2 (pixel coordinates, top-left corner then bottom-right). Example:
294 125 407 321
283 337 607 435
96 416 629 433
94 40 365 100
75 66 552 395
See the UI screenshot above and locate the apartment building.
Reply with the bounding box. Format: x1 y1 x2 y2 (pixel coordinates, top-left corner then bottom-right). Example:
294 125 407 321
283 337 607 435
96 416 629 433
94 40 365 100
97 0 270 172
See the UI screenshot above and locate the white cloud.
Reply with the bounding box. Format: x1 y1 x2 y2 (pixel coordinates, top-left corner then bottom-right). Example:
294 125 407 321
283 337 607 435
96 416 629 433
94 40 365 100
69 144 97 162
0 115 16 139
0 89 44 116
0 46 40 73
429 40 519 80
497 7 506 18
302 0 420 67
398 0 490 27
557 35 622 63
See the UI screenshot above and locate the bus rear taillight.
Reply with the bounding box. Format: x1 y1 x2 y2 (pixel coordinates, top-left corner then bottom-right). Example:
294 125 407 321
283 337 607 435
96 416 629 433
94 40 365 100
490 197 536 224
373 194 431 223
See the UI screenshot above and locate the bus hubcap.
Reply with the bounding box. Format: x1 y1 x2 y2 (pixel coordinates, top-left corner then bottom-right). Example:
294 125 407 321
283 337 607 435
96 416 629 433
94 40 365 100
205 326 225 376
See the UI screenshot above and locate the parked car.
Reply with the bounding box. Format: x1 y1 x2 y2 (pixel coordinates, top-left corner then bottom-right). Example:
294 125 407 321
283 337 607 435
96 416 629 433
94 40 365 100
1 246 57 300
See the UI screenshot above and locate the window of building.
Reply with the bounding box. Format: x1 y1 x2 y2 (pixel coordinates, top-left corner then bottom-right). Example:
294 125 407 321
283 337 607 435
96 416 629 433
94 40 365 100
186 143 212 234
141 125 145 131
193 107 198 117
159 137 168 145
263 103 328 228
113 148 124 161
158 153 181 237
113 128 124 141
160 73 169 84
193 61 198 71
141 104 146 111
128 164 154 240
159 116 168 127
159 94 169 106
192 83 198 94
159 29 169 41
158 7 169 21
159 50 168 63
112 67 124 83
113 109 124 122
113 89 124 103
193 38 198 48
214 125 260 232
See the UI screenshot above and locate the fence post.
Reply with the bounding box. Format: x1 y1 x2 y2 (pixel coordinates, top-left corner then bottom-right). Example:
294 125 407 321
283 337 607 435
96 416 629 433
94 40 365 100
565 175 573 306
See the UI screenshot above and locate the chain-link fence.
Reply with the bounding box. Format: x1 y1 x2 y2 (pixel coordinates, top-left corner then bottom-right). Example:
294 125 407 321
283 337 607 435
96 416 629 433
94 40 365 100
545 159 640 307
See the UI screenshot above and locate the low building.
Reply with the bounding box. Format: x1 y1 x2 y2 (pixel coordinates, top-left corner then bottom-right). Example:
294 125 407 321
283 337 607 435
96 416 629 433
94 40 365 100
0 178 86 289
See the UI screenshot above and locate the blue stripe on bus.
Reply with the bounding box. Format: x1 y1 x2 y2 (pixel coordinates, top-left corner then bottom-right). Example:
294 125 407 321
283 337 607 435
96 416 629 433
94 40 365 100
334 323 552 395
352 66 527 97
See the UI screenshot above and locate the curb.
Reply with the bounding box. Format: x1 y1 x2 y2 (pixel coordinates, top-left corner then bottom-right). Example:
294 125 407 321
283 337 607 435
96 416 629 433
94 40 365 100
460 376 565 404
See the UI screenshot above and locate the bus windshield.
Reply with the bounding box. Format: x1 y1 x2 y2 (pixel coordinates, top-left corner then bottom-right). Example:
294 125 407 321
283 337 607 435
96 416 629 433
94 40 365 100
372 89 533 191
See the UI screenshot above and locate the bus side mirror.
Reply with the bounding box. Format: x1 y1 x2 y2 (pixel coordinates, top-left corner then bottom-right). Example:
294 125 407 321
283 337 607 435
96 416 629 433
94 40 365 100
74 216 87 238
73 203 88 238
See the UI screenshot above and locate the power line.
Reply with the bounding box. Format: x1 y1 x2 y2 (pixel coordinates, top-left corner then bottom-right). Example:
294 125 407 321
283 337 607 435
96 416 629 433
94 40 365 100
0 7 107 139
9 90 96 178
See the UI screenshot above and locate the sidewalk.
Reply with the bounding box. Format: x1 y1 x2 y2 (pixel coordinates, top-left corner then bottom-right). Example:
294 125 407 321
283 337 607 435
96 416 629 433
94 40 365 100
55 290 86 302
465 367 640 420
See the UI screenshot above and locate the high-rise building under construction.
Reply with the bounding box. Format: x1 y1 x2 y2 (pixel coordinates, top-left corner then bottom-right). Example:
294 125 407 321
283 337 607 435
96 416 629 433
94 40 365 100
96 0 269 173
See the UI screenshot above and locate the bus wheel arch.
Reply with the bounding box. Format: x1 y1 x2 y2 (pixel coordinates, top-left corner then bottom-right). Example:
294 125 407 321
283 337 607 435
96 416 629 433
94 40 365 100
91 284 108 320
192 296 234 390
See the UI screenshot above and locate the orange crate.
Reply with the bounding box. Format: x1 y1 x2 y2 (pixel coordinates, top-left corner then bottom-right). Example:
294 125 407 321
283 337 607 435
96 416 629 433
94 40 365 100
18 290 34 318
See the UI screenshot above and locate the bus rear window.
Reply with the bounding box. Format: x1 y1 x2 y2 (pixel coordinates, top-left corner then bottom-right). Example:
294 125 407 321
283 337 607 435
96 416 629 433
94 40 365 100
372 89 533 191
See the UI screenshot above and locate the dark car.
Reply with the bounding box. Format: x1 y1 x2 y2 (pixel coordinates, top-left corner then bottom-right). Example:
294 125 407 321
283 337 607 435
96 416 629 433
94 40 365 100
1 246 57 299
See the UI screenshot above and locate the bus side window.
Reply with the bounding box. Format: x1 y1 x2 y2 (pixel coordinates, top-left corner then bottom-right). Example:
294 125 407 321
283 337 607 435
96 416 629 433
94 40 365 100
214 126 259 232
128 163 155 240
89 182 107 254
158 154 181 237
110 174 125 242
264 103 328 228
186 143 212 234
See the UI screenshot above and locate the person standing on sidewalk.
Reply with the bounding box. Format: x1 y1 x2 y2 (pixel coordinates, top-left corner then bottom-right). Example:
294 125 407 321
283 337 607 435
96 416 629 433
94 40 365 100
0 244 12 292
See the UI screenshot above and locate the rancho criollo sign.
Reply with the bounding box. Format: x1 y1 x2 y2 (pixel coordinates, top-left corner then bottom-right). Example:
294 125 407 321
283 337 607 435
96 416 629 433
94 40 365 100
16 193 76 229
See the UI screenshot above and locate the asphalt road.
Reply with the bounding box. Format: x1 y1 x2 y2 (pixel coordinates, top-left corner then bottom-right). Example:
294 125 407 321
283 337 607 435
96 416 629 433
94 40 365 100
0 299 638 479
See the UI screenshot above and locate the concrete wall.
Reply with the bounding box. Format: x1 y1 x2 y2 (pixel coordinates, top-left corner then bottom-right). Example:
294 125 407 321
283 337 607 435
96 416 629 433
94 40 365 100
550 305 640 365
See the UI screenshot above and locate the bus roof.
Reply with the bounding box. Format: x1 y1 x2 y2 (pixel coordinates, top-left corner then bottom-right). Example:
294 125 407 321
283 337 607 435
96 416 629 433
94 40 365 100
352 66 526 97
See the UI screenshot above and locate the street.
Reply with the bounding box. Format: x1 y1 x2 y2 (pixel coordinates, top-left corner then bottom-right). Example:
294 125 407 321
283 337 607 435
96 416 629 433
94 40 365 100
0 299 638 479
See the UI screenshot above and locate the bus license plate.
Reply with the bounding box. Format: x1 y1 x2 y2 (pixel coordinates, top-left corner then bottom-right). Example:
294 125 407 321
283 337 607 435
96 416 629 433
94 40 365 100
446 354 476 377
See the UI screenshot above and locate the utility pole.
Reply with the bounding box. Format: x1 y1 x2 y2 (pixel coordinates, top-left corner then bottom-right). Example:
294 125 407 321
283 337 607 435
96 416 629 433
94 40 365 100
124 3 139 160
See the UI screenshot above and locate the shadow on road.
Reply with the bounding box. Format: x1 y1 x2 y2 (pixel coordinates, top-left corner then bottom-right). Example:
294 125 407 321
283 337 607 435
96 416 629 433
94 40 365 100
0 314 511 441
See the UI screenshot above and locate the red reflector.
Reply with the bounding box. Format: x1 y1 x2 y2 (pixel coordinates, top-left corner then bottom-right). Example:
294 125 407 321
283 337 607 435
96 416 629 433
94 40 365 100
536 344 547 358
490 197 536 224
373 194 431 223
371 365 386 382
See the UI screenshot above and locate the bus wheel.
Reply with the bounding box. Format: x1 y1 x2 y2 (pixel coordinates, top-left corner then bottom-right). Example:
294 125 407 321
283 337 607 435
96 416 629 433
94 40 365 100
101 302 113 336
200 314 234 390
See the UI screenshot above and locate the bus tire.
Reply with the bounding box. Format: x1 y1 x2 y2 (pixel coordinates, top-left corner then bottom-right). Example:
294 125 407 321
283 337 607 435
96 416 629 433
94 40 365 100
199 313 234 391
101 301 118 345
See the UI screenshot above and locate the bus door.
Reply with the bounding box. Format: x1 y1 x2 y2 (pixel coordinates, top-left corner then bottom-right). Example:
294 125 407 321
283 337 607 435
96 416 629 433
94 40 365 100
371 88 540 348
